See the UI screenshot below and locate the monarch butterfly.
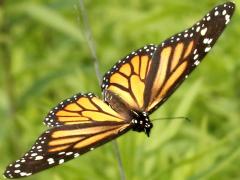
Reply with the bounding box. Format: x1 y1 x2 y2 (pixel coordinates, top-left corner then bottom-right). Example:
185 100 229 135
4 2 235 179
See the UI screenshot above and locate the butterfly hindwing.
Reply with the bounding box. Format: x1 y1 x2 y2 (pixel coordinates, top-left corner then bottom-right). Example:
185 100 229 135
4 122 130 178
101 44 157 111
144 2 235 112
44 93 127 127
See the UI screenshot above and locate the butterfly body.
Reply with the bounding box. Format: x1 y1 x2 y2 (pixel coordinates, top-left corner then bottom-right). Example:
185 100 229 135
104 90 153 136
130 111 152 136
4 2 235 179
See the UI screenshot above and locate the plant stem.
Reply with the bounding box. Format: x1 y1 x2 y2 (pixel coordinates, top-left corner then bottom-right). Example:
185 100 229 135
77 1 126 180
77 0 101 85
112 140 126 180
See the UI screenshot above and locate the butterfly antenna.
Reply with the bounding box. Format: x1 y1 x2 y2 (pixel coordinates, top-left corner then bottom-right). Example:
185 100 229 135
151 116 191 123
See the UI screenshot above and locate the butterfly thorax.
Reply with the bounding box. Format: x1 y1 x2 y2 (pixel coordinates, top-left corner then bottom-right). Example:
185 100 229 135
131 111 153 137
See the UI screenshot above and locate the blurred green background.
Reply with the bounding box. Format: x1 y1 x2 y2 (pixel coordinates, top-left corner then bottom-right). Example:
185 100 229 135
0 0 239 179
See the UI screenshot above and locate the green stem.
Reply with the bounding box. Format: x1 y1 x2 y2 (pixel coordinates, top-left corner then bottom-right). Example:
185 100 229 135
77 0 102 85
112 140 126 180
77 1 126 180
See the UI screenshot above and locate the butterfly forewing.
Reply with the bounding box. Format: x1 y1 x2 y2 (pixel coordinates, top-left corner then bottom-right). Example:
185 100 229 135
4 122 130 178
144 2 235 112
101 44 157 111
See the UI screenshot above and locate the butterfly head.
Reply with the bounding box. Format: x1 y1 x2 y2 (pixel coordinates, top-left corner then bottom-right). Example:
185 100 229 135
131 111 153 137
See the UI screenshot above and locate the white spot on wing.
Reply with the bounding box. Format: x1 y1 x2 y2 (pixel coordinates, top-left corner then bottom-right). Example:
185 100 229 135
196 26 200 32
200 28 207 36
59 159 64 164
35 156 43 160
194 60 200 66
47 158 54 165
66 152 73 156
205 47 211 52
194 54 199 60
74 153 80 157
14 164 20 168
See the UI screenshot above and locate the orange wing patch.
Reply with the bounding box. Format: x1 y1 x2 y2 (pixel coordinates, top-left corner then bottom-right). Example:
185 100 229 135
140 56 150 80
119 63 131 76
130 75 145 108
48 123 129 152
171 43 184 71
44 93 125 127
58 116 89 122
110 73 129 89
48 137 83 146
183 41 194 58
161 61 188 96
146 41 194 112
56 111 80 117
102 45 156 111
131 56 140 74
65 103 82 111
149 46 172 103
77 97 98 110
74 130 115 149
48 145 70 153
107 55 151 110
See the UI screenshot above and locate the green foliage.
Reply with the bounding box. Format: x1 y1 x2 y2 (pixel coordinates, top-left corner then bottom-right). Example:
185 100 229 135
1 0 240 179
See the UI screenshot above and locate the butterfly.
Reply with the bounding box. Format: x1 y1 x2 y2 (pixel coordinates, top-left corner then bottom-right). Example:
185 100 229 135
4 2 235 179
